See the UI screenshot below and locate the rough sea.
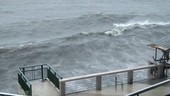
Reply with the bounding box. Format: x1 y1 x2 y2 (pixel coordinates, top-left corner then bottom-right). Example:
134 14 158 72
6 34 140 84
0 0 170 94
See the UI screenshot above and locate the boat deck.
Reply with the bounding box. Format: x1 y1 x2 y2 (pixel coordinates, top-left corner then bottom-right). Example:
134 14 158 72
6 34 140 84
18 78 170 96
67 80 170 96
31 80 60 96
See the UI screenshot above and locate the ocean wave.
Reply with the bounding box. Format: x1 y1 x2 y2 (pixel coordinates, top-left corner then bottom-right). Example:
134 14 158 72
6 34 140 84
0 47 10 54
1 15 170 52
1 13 168 44
113 20 170 27
75 13 135 24
77 20 170 37
103 20 170 36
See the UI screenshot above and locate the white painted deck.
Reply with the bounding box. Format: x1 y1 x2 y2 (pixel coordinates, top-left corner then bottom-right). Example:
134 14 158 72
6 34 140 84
31 80 60 96
19 80 170 96
22 78 170 96
67 81 170 96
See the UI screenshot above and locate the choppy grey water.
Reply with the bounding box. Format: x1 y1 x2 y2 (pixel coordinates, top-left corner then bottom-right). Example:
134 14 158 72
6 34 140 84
0 0 170 93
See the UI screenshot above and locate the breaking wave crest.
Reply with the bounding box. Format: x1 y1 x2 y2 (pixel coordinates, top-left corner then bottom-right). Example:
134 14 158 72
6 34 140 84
104 20 170 36
78 20 170 37
114 20 170 27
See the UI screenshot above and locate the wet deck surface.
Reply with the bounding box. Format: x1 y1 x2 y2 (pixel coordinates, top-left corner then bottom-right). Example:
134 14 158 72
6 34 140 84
67 80 170 96
24 78 170 96
31 80 60 96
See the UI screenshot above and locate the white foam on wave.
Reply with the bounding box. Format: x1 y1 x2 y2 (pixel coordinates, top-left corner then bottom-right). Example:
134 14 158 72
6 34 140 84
104 29 122 36
79 20 170 37
114 20 170 27
104 20 170 36
18 41 37 49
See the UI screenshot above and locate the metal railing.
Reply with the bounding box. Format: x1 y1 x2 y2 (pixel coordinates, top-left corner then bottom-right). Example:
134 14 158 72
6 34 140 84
127 79 170 96
47 65 62 89
18 64 62 96
0 92 24 96
60 65 161 96
18 69 32 96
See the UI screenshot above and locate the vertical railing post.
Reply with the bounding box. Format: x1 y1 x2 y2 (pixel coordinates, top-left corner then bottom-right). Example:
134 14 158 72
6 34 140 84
41 65 44 80
115 77 117 90
121 82 123 91
96 76 102 90
128 70 133 84
157 64 164 78
29 85 32 96
32 66 35 80
60 81 65 96
22 68 25 75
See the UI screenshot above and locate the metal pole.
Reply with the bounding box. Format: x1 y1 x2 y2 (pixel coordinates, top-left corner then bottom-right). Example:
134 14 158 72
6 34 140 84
29 85 32 96
127 79 170 96
96 76 102 90
155 48 157 60
115 77 117 90
157 64 164 78
32 66 35 80
22 68 25 75
60 81 65 96
41 65 44 80
121 82 123 91
128 71 133 84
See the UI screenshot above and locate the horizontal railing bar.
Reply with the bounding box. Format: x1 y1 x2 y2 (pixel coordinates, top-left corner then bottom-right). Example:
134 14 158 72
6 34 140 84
61 65 158 82
19 64 48 69
19 64 62 79
24 68 47 72
126 79 170 96
28 78 42 81
0 92 25 96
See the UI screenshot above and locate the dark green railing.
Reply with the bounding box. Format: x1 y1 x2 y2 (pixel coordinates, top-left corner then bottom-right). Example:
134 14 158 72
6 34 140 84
18 64 62 95
47 66 62 89
18 69 32 96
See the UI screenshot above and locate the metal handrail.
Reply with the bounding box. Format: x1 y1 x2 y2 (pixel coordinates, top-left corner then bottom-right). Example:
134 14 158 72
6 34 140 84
19 64 46 69
19 64 62 79
61 65 158 82
18 69 31 86
126 79 170 96
0 92 24 96
18 69 32 96
18 64 62 95
46 64 62 79
59 64 163 96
